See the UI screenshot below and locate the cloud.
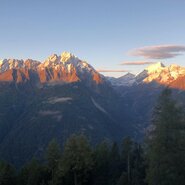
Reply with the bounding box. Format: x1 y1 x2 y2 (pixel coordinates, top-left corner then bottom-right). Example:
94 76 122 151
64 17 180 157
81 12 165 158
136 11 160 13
121 61 156 65
97 69 129 73
129 45 185 59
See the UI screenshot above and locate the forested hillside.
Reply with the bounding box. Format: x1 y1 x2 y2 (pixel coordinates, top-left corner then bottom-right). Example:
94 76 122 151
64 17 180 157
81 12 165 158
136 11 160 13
1 88 185 185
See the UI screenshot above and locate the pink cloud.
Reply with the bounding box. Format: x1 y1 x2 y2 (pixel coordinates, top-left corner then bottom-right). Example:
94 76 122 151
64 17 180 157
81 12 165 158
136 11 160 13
121 61 156 65
129 45 185 59
97 69 129 73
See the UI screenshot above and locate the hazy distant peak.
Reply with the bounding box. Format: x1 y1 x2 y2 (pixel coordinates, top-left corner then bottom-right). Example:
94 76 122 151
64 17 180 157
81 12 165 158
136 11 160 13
124 72 136 77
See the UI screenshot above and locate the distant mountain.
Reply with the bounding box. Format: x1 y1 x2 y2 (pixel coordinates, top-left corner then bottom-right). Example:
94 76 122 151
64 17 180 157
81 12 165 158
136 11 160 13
107 62 185 88
108 62 185 146
0 52 103 86
143 62 185 86
107 73 136 86
0 52 129 167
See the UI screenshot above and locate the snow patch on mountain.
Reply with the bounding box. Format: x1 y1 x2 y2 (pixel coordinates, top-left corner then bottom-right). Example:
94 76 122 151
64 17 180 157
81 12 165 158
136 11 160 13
91 97 108 114
0 59 41 73
145 62 165 73
61 52 76 63
108 62 185 87
47 97 73 104
39 110 61 116
143 63 185 84
0 52 104 85
39 110 63 121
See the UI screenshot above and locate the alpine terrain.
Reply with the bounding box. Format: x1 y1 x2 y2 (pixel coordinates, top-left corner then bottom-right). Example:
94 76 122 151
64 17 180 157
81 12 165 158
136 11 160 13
0 53 185 167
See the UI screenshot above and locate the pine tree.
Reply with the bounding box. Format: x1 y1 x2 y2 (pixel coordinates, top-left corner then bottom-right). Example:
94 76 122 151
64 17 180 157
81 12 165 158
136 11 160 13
131 143 146 185
93 140 110 185
118 139 146 185
62 134 94 185
46 139 61 184
120 136 134 185
18 159 46 185
146 88 185 185
109 142 121 185
0 161 16 185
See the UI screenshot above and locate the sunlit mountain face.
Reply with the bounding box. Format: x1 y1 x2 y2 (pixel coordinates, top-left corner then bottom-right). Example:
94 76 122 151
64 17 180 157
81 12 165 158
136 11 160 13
107 62 185 89
0 52 185 167
0 52 103 86
1 52 185 89
0 52 126 167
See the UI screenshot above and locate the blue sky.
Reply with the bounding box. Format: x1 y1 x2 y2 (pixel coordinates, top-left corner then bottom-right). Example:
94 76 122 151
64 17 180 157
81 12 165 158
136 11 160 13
1 0 185 77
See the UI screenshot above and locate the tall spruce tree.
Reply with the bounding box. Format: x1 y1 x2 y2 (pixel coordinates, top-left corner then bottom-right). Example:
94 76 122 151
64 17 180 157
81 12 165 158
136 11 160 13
120 137 134 185
0 161 16 185
62 135 94 185
46 139 61 171
18 159 46 185
46 139 62 185
131 143 146 185
93 140 110 185
109 142 121 185
146 88 185 185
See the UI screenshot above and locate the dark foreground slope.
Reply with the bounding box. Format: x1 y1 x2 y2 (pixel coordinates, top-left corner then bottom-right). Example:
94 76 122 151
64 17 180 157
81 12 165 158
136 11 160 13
0 81 129 167
1 55 185 167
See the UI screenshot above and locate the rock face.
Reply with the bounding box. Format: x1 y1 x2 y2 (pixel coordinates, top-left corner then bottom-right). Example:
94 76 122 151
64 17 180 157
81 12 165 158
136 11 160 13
170 75 185 90
0 52 104 86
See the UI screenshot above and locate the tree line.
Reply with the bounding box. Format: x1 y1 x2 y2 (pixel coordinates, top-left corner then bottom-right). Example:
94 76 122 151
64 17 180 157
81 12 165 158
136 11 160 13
0 135 146 185
0 88 185 185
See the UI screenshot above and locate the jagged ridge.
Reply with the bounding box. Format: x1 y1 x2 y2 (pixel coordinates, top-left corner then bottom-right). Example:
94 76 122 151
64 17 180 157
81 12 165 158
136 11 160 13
107 62 185 88
0 52 103 85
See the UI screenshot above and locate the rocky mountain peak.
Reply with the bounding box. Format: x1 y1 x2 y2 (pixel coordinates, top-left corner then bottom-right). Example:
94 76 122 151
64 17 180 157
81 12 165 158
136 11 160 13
145 62 165 73
143 62 185 84
0 52 104 86
47 54 58 62
61 52 76 63
107 62 185 88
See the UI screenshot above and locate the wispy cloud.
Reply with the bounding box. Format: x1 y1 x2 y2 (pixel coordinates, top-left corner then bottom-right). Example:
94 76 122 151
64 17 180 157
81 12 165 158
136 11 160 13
97 69 129 73
121 61 156 65
129 45 185 59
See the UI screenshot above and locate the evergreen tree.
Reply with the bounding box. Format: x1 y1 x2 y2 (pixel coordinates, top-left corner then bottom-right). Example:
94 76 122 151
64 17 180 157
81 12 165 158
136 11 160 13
46 139 61 184
131 144 146 185
46 139 61 170
146 88 185 185
93 140 110 185
120 136 134 185
0 161 16 185
117 171 129 185
62 134 94 185
18 159 47 185
119 138 146 185
109 142 121 185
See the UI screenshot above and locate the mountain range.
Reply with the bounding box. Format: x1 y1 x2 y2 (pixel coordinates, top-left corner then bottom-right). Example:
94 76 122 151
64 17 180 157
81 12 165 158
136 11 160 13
107 62 185 89
0 52 185 167
0 52 103 86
